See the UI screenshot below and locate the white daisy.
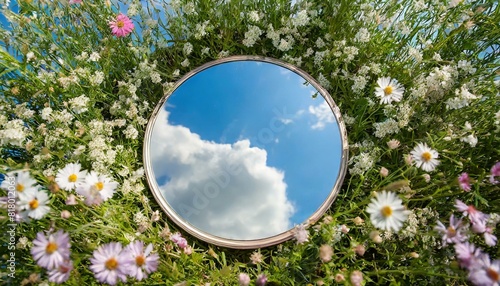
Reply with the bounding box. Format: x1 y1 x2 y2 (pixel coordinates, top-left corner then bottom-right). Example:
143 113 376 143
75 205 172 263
17 188 51 220
76 171 118 204
366 191 409 231
374 77 405 104
55 163 87 191
1 170 38 194
410 142 440 172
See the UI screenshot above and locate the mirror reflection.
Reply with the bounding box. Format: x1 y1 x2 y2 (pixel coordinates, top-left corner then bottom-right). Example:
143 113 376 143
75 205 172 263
148 59 344 241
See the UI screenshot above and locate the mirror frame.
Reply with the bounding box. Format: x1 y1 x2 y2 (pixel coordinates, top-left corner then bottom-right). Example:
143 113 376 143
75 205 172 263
143 55 349 249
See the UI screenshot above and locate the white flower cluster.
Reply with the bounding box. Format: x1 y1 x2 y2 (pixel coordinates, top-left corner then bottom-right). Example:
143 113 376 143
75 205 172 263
68 94 90 114
445 85 480 110
373 118 400 138
0 116 28 147
354 28 370 43
349 152 375 176
242 25 262 47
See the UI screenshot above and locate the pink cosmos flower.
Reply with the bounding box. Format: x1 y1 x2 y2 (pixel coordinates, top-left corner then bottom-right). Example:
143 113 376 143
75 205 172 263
123 241 160 281
109 14 134 37
434 215 467 245
89 242 128 285
458 173 471 192
31 230 71 270
490 162 500 184
48 259 73 283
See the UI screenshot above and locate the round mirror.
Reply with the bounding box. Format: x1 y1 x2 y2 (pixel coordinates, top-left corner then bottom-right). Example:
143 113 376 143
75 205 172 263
144 56 348 249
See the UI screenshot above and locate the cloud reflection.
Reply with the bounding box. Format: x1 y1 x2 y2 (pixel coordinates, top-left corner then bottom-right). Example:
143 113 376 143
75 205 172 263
150 109 295 240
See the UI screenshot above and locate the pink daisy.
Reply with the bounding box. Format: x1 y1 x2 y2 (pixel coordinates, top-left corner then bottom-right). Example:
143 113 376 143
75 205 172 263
31 230 71 270
48 259 73 283
109 14 134 37
434 215 467 245
123 241 160 281
490 162 500 184
89 242 128 285
454 242 482 270
454 199 486 224
469 255 500 286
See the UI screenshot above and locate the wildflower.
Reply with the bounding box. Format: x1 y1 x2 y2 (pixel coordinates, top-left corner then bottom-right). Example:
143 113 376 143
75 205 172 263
334 273 345 282
350 270 363 286
31 230 71 270
65 194 78 205
374 77 404 104
55 163 87 191
109 14 134 37
170 232 188 249
435 215 467 245
250 251 264 264
484 227 498 246
18 189 51 220
256 273 267 286
454 199 486 223
458 173 471 191
469 256 500 286
123 241 160 281
354 244 366 256
89 242 128 285
69 0 82 4
1 170 38 194
238 273 250 286
366 191 409 231
319 244 333 262
61 210 71 219
410 143 440 172
380 167 389 177
47 259 73 283
454 242 481 269
294 224 309 244
490 162 500 184
76 171 118 205
353 216 364 225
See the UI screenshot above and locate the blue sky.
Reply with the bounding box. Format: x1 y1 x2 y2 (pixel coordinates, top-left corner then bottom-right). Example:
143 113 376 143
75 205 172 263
150 60 343 238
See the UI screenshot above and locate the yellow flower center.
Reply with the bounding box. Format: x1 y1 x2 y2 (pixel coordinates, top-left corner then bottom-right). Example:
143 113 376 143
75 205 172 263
447 226 456 237
16 183 25 192
384 86 393 95
68 174 78 182
135 255 146 266
105 258 118 270
421 152 432 162
45 242 58 254
29 199 39 209
117 20 124 28
381 206 393 218
95 182 104 191
487 267 499 282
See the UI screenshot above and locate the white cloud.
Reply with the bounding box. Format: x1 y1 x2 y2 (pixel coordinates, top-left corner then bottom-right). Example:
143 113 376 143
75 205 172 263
150 109 295 240
279 118 293 125
309 101 335 130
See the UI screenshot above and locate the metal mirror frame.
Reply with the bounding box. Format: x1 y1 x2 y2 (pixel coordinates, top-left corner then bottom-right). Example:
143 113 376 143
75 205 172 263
143 55 349 249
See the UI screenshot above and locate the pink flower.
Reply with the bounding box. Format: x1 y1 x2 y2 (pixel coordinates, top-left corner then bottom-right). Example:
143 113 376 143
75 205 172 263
48 259 73 283
170 232 187 249
484 227 498 247
454 242 482 270
69 0 82 4
458 173 471 192
256 273 267 286
454 199 486 224
468 255 500 286
109 14 134 37
31 230 71 270
238 273 250 286
89 242 128 285
123 241 160 281
434 215 467 245
490 162 500 184
293 224 309 244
